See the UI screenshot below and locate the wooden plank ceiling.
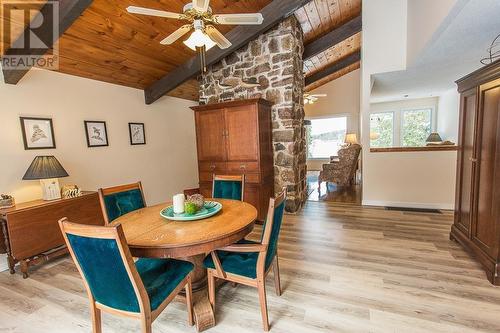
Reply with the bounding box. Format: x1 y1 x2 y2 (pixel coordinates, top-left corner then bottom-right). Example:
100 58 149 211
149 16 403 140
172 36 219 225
1 0 361 100
295 0 362 92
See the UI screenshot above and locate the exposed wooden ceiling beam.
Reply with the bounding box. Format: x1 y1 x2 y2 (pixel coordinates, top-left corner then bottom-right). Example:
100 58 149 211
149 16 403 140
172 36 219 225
305 50 360 87
303 15 361 60
144 0 313 105
2 0 92 84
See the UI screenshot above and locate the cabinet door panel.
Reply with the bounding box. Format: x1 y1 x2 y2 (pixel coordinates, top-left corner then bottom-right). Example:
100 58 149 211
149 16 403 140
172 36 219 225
195 110 226 161
455 89 477 235
472 80 500 257
224 106 259 161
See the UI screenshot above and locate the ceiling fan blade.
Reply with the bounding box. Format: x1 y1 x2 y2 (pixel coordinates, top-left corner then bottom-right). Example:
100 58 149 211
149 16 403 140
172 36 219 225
205 26 232 49
192 0 210 12
126 6 182 19
213 13 264 25
160 25 192 45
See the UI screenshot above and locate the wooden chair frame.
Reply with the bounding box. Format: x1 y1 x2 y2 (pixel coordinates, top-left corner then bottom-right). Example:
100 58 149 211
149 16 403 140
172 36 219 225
59 218 193 333
207 189 286 331
98 181 146 224
212 174 245 201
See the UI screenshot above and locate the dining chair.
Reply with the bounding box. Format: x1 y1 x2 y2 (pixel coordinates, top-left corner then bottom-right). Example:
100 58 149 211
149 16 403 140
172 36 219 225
99 181 146 224
212 174 245 201
203 189 287 331
59 218 194 333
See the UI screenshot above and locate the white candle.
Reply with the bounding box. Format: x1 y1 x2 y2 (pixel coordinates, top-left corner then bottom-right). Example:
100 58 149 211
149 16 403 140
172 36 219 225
173 194 185 214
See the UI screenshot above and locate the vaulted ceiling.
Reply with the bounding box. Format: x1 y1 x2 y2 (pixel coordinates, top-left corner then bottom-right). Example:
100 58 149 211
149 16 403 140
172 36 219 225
1 0 361 101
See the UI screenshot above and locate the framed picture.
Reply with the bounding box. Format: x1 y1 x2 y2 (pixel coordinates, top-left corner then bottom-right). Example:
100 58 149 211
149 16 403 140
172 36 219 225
129 123 146 145
20 117 56 150
84 121 109 147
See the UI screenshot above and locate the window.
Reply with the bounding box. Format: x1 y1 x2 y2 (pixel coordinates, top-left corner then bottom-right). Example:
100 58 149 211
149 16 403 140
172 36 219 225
370 112 394 147
306 117 347 159
370 107 434 147
401 109 432 147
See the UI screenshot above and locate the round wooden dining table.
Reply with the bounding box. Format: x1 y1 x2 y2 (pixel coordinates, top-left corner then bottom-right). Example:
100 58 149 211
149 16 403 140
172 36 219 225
112 198 257 332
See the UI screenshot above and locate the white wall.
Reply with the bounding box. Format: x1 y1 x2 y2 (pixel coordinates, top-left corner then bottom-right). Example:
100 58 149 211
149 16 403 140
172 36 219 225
0 69 199 206
406 0 458 65
437 89 460 142
305 69 361 170
362 0 457 209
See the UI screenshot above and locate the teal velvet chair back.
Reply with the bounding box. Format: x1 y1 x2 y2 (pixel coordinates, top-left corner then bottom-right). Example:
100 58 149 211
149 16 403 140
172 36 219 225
212 175 244 201
262 197 286 270
99 182 146 224
66 233 141 312
59 221 145 314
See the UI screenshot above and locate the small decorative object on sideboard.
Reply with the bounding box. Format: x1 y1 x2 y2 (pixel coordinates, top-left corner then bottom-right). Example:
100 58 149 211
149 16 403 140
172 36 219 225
0 194 15 209
61 185 82 199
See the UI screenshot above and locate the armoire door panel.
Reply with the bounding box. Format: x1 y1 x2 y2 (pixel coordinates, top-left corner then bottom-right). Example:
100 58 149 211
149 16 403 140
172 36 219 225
195 109 226 161
224 106 259 161
456 89 477 234
472 80 500 257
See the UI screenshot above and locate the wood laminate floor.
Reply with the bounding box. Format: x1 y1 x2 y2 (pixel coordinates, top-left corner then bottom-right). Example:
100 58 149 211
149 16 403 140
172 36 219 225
1 202 500 333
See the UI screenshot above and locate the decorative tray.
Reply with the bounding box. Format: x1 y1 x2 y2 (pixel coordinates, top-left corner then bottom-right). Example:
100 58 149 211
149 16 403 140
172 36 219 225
160 201 222 221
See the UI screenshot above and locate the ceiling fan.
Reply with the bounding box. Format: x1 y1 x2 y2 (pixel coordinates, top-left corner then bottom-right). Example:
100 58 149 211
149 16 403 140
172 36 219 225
304 93 327 105
126 0 264 71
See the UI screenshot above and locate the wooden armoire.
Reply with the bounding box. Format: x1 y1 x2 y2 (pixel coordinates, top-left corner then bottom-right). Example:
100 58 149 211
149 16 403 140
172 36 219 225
451 59 500 285
191 99 274 221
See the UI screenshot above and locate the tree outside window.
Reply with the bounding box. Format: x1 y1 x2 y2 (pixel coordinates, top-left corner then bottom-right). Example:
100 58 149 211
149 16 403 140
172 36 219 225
370 112 394 147
402 109 432 147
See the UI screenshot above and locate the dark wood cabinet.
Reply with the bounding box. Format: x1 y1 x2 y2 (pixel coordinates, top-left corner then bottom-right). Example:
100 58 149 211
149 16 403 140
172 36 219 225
451 60 500 285
191 99 274 221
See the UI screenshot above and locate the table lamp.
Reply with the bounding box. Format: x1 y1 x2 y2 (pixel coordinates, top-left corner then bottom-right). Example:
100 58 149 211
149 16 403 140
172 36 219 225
22 156 69 201
426 132 443 145
344 133 358 145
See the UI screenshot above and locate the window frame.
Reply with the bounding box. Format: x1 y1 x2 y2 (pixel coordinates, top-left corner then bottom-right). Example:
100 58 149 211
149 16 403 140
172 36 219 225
369 106 436 148
306 115 349 160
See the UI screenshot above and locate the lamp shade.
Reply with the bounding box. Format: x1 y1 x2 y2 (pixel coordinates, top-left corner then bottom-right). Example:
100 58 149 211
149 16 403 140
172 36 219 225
22 156 69 180
426 132 443 143
344 133 358 144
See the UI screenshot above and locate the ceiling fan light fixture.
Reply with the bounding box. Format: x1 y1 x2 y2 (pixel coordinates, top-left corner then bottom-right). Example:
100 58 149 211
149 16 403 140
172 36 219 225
183 28 216 51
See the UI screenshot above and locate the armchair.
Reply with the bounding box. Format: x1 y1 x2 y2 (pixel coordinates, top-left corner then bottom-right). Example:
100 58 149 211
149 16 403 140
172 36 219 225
319 144 361 188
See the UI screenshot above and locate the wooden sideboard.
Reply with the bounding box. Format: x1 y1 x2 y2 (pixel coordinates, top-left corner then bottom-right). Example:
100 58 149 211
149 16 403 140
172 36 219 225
0 191 104 278
451 59 500 285
191 99 274 221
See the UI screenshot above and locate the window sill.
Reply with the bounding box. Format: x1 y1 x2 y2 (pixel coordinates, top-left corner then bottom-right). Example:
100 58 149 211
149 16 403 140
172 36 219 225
370 146 458 153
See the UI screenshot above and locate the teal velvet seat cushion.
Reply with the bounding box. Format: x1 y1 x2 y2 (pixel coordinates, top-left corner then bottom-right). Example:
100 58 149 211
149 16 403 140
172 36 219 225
67 234 194 313
203 239 260 279
104 189 145 222
135 258 194 311
213 180 242 200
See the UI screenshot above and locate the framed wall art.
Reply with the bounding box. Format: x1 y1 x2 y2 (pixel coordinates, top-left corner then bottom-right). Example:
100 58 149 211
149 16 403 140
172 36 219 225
20 117 56 150
84 121 109 147
129 123 146 145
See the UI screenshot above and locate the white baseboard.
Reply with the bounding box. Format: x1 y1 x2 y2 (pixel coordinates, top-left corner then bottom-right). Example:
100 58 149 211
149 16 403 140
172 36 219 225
0 254 8 272
362 200 454 210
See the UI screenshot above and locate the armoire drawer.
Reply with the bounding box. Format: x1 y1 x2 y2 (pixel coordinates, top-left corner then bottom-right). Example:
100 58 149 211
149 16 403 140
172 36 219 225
199 171 261 184
226 161 259 173
199 162 226 172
